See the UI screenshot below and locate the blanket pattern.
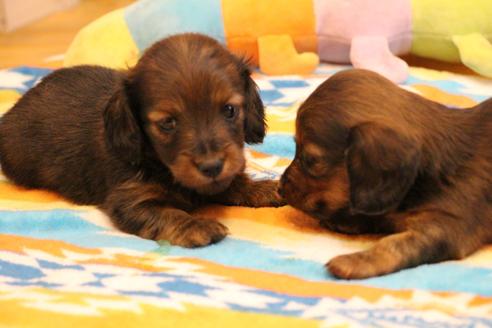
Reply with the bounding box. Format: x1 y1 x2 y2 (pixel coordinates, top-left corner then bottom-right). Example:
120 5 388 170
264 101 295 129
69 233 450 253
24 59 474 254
1 64 492 327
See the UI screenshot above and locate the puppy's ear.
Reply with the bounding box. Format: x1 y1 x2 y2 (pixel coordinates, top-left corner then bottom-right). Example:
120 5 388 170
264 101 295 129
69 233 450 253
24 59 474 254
346 122 420 215
104 80 142 165
238 59 266 144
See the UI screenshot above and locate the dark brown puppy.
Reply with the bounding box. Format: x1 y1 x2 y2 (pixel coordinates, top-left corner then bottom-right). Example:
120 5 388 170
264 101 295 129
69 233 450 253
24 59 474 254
0 33 283 247
279 68 492 279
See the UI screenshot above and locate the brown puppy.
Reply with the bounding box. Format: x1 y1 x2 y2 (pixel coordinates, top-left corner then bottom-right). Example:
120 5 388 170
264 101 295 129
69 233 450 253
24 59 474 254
279 68 492 279
0 33 283 247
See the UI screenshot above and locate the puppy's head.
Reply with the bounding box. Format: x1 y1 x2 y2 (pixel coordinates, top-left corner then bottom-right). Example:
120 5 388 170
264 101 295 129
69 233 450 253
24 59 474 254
279 70 421 220
104 33 265 194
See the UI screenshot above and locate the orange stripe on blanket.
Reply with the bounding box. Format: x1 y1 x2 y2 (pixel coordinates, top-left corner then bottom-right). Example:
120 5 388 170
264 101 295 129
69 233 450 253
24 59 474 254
412 84 477 108
248 149 292 167
0 181 91 210
195 205 323 233
195 205 374 243
77 254 182 273
175 257 492 307
0 181 66 203
178 257 412 301
0 234 100 256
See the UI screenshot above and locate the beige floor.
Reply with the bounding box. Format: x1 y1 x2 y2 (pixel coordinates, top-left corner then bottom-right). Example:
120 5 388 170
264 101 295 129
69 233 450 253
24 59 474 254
0 0 476 75
0 0 134 68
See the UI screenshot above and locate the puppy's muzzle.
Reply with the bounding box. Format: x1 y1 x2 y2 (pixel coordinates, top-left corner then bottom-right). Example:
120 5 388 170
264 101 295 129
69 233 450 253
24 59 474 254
197 158 224 178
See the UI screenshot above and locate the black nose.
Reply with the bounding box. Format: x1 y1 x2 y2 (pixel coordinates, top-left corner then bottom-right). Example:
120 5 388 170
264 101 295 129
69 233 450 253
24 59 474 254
278 174 288 197
280 172 290 186
277 185 284 197
277 180 284 197
198 159 224 178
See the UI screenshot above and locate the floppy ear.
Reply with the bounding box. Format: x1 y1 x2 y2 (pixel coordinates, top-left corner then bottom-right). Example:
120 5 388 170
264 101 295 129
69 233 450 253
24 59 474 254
238 60 266 144
346 122 420 215
104 81 142 166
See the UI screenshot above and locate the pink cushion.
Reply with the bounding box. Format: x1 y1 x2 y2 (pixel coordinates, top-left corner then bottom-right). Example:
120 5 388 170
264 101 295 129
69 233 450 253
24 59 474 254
314 0 412 62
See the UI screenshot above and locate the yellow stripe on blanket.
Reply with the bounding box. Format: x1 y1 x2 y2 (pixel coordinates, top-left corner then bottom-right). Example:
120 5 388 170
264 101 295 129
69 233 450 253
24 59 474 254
0 289 321 328
0 181 87 210
265 103 299 134
412 84 477 108
0 90 19 115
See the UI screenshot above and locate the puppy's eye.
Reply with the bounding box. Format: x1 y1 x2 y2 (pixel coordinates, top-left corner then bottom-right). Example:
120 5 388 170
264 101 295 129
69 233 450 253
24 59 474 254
158 117 177 132
301 153 316 169
300 153 329 177
223 104 238 120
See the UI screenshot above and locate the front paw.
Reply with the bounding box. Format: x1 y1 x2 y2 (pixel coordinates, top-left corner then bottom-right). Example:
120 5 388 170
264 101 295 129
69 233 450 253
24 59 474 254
327 249 402 279
218 177 286 207
159 216 229 248
326 253 379 279
249 180 286 207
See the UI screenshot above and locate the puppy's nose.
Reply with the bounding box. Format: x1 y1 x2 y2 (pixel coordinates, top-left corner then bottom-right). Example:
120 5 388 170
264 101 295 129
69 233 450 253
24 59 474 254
278 174 288 197
198 159 224 178
278 179 285 197
277 185 284 197
280 172 289 187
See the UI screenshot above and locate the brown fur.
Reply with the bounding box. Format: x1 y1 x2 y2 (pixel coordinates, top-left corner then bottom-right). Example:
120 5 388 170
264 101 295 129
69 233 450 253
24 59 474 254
0 33 283 247
279 68 492 279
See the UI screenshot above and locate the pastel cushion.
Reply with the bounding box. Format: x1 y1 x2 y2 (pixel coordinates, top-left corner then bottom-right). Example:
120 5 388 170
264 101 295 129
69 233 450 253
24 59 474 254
411 0 492 63
125 0 225 52
63 0 492 80
314 0 412 63
452 33 492 78
258 35 319 75
65 0 318 75
222 0 317 65
350 36 409 83
64 9 139 69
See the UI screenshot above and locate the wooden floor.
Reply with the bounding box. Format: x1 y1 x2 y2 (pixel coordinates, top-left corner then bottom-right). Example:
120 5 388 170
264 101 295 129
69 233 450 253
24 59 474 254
0 0 134 68
0 0 476 75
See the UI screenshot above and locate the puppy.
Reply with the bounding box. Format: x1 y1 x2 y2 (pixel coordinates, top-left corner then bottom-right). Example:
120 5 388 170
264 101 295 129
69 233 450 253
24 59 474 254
279 68 492 279
0 33 283 247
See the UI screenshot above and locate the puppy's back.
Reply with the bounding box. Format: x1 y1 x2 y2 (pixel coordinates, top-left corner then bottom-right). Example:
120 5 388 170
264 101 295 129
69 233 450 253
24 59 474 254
0 65 123 204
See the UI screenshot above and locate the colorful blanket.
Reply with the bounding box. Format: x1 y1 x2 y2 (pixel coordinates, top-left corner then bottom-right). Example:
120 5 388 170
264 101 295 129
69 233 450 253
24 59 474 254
1 64 492 327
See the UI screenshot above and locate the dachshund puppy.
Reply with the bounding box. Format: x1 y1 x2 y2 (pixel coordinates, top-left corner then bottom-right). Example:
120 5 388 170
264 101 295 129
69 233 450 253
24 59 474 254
0 33 283 247
279 69 492 279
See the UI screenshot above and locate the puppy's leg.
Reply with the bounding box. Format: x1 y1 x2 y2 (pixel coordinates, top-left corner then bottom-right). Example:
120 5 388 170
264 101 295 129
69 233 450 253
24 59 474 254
327 210 483 279
319 208 396 235
214 173 285 207
103 181 228 247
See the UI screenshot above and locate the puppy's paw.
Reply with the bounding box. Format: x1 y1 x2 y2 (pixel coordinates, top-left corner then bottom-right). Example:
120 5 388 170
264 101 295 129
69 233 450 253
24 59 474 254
327 252 394 279
161 217 229 248
327 253 373 279
248 180 286 207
